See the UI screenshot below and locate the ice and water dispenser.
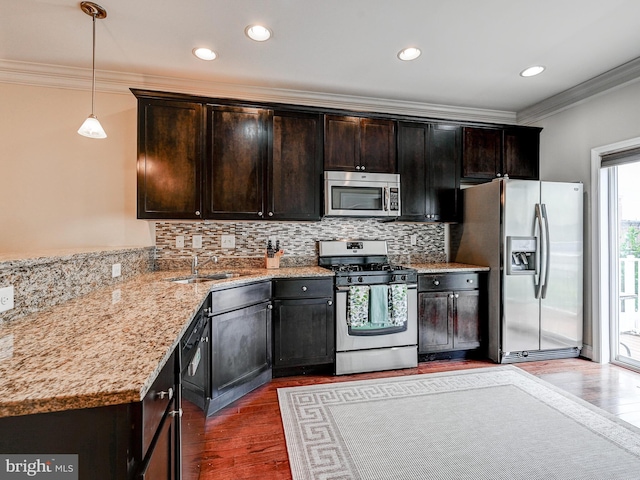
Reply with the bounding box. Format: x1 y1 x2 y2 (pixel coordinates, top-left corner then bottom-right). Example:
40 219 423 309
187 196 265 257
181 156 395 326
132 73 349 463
506 236 537 275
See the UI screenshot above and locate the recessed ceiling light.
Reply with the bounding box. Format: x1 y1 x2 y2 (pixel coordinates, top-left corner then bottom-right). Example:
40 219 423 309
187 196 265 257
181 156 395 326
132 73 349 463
397 47 421 61
520 65 545 77
245 25 272 42
192 47 217 61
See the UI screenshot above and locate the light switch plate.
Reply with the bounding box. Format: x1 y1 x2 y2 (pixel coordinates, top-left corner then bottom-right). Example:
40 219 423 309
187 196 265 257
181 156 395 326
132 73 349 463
176 235 185 249
112 263 122 278
221 234 236 249
410 234 417 246
0 286 14 313
192 235 203 249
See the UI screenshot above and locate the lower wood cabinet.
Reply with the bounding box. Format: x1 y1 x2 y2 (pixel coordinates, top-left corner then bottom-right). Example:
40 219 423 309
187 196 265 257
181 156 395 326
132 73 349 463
207 281 272 415
418 273 485 356
272 278 335 376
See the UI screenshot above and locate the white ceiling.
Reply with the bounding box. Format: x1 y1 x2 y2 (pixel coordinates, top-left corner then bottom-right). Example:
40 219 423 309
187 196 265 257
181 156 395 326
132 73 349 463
3 0 640 117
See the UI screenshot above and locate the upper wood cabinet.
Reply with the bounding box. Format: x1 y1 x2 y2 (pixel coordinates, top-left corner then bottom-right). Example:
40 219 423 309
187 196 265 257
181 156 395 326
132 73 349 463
136 98 204 219
398 122 460 222
461 126 541 182
269 111 323 220
324 115 396 173
204 105 268 220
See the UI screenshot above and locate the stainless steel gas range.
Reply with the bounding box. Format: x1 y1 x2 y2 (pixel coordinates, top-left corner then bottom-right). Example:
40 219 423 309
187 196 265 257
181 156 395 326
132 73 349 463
318 240 418 375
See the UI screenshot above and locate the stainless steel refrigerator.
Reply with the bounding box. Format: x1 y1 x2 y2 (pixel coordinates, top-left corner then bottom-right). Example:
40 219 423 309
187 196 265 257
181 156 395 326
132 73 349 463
455 179 583 363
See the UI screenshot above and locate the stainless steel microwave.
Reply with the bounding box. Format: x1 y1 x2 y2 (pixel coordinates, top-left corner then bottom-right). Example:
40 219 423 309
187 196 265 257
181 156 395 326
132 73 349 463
324 171 401 217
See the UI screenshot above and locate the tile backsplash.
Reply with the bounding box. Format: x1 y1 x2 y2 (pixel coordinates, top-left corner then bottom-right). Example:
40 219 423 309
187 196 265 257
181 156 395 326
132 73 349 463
155 218 447 268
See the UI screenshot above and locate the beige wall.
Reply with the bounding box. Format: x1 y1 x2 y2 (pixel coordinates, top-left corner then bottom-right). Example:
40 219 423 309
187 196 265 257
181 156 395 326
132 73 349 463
0 83 153 253
536 80 640 358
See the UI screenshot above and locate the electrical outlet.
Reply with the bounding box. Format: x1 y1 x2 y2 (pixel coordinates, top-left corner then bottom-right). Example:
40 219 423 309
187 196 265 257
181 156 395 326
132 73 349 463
176 235 185 249
112 289 122 304
221 234 236 249
192 235 203 249
410 234 418 246
112 263 122 278
0 286 14 313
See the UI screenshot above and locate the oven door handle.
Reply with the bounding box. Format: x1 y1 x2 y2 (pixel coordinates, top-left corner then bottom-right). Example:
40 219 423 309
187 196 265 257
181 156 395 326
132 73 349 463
336 284 417 292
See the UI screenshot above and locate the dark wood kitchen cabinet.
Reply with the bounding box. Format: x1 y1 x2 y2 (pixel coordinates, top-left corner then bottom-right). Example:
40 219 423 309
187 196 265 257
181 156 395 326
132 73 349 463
136 98 204 219
204 106 323 220
418 273 484 356
398 122 460 222
207 281 272 415
324 115 396 173
272 278 335 376
462 126 540 182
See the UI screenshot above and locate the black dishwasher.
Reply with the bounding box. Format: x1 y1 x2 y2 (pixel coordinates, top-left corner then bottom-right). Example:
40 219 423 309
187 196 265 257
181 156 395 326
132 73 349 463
179 294 211 480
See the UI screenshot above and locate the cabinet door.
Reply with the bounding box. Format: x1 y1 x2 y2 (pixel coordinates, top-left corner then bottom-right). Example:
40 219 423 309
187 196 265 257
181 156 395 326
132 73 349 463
269 111 323 220
138 408 177 480
137 99 203 219
324 115 359 171
205 105 268 220
427 124 460 221
210 301 272 399
397 122 428 221
418 291 453 353
360 118 396 173
273 297 335 367
503 127 540 180
453 290 481 350
462 127 502 180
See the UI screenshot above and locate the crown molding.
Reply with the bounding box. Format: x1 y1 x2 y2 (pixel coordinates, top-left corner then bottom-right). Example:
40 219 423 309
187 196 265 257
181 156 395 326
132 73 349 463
0 59 516 124
517 56 640 125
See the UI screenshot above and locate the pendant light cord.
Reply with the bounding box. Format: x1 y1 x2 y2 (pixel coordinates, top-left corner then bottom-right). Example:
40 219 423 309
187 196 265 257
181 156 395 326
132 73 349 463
91 13 96 116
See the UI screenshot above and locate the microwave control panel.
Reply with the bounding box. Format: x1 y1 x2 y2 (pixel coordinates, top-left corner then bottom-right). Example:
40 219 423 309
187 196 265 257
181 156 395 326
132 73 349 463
389 188 399 211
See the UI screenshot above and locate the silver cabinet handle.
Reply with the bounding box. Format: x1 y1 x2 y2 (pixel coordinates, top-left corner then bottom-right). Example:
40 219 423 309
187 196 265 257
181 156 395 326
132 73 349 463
355 165 361 170
157 387 173 400
267 304 273 310
449 294 454 298
258 211 263 216
268 212 273 217
327 300 333 306
195 210 200 216
433 280 440 286
301 286 308 291
169 408 183 418
466 279 474 284
361 165 365 170
454 293 459 298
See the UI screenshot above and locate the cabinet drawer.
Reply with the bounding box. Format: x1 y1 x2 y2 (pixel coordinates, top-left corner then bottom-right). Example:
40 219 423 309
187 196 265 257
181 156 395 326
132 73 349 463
273 278 333 298
142 351 176 458
211 281 272 314
419 273 480 292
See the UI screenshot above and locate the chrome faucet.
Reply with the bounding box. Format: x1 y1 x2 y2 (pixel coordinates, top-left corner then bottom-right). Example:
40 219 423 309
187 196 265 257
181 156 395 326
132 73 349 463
192 255 218 276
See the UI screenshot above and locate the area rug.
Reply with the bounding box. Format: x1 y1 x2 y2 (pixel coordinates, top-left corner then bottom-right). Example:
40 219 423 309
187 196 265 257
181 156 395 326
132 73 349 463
277 366 640 479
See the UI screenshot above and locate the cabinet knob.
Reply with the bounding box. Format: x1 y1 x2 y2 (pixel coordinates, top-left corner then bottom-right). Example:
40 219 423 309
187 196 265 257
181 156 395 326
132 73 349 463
267 304 273 310
268 212 274 217
157 387 173 400
449 294 454 298
467 279 474 284
433 280 440 286
169 408 183 418
195 211 200 216
327 300 333 306
496 173 502 177
301 286 308 291
355 165 361 170
258 211 263 217
361 165 365 170
455 293 459 298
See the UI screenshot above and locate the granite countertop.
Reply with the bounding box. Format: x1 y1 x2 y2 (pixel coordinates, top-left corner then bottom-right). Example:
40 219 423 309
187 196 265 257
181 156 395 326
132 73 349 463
0 266 331 419
410 262 490 273
0 262 487 419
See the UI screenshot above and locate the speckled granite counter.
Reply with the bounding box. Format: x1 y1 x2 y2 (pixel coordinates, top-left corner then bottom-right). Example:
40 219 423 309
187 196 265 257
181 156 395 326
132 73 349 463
0 266 332 418
410 262 490 273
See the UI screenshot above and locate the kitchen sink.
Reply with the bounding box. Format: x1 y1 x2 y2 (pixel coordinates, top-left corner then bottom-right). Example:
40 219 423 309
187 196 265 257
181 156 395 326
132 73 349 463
167 273 242 284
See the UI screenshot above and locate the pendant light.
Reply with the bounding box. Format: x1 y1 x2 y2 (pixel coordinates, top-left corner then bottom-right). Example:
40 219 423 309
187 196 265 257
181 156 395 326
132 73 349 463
78 2 107 139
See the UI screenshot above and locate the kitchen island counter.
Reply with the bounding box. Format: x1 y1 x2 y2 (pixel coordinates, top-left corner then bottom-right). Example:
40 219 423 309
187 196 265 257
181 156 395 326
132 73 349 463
0 266 333 418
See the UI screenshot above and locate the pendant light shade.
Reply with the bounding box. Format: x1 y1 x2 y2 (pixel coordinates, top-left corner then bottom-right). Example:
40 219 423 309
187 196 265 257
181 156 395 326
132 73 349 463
78 2 107 139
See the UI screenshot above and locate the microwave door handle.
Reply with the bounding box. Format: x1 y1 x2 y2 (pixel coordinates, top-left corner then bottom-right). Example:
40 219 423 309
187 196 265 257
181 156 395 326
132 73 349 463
384 186 389 211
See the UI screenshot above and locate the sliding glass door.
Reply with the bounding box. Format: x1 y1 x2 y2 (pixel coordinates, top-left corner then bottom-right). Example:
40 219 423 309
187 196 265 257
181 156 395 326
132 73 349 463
609 161 640 370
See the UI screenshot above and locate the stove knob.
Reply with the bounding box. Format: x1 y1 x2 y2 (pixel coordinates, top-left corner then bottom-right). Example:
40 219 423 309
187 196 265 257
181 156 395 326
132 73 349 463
401 275 407 281
358 276 363 283
347 277 353 283
391 275 396 282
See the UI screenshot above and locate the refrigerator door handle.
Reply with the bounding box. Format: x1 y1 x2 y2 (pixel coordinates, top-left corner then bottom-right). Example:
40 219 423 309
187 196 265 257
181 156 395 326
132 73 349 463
541 203 551 299
534 204 545 299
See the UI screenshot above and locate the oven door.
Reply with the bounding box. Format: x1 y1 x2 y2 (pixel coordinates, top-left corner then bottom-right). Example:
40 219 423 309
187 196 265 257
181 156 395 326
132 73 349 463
324 179 400 217
335 284 417 350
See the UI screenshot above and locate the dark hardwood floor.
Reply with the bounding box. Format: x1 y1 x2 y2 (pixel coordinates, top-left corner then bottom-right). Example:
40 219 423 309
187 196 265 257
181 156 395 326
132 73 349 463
197 358 640 479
